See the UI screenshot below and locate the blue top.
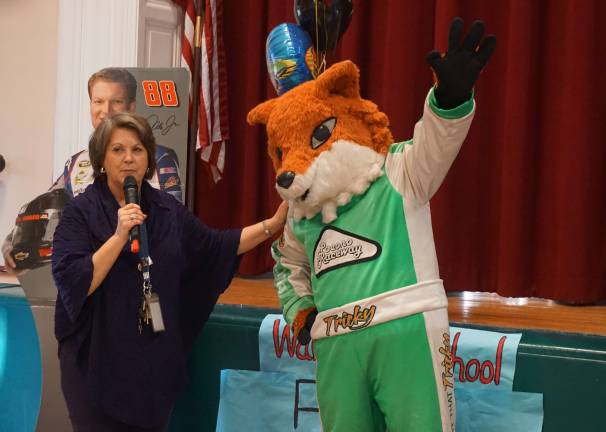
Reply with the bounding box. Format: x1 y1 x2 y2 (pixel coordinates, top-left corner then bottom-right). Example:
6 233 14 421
52 177 241 427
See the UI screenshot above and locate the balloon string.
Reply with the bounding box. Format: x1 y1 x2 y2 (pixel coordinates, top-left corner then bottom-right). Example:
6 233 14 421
314 1 320 75
318 53 326 74
312 1 328 75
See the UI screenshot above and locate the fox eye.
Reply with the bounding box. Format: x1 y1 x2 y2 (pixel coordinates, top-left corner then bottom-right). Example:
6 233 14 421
276 147 283 161
311 117 336 149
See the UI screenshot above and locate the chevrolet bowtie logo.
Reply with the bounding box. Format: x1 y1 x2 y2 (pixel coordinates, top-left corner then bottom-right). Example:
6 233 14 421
14 251 29 261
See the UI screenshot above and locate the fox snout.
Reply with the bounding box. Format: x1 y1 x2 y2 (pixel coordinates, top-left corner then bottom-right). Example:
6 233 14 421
276 171 296 189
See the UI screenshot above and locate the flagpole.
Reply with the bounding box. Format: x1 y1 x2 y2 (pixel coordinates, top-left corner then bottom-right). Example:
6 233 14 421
186 0 204 211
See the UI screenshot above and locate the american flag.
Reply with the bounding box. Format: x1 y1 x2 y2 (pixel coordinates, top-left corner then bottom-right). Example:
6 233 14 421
173 0 229 183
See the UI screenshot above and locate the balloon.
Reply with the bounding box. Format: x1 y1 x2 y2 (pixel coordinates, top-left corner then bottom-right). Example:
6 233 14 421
294 0 353 53
266 23 315 95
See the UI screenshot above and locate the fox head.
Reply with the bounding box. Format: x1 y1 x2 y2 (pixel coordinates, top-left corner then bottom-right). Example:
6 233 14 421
248 60 393 223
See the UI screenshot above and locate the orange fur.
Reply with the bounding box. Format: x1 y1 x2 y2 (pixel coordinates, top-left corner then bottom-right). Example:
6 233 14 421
247 60 393 178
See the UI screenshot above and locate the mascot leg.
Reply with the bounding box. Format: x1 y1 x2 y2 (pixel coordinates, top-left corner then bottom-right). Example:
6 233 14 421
315 332 387 432
314 309 454 432
372 310 455 432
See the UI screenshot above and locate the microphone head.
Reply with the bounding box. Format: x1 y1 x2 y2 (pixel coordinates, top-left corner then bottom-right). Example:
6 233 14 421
123 175 139 205
123 175 137 191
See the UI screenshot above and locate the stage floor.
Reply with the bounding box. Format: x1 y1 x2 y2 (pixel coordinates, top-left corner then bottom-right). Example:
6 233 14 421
3 272 605 336
220 276 606 336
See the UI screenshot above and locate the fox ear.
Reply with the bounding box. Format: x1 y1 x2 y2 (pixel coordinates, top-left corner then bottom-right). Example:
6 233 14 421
315 60 360 100
247 98 278 126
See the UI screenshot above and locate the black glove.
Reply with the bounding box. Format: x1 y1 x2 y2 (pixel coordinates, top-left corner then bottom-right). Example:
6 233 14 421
426 18 496 109
297 310 318 345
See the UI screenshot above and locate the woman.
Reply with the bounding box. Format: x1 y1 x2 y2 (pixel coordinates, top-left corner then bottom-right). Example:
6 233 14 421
52 112 287 431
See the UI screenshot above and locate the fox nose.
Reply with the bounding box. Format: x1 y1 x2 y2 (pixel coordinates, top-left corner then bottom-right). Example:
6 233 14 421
276 171 295 189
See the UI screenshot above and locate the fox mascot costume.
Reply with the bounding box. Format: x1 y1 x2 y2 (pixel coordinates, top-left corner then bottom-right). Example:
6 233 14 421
248 18 495 432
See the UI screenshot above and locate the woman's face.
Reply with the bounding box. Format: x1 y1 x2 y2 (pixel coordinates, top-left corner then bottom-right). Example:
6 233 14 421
103 127 149 187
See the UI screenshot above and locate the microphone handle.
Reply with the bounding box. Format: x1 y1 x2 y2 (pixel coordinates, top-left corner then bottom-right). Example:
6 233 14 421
130 226 140 254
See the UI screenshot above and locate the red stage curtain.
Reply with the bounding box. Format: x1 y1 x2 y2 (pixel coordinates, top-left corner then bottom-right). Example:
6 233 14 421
195 0 606 304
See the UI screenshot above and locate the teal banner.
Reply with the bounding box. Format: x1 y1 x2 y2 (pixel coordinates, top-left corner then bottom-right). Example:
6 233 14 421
258 314 315 379
0 286 42 431
216 369 320 432
216 314 544 431
450 326 521 390
456 387 543 432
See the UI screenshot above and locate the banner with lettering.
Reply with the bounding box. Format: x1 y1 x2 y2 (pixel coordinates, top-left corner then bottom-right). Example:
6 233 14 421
216 314 544 432
216 369 320 432
258 316 524 390
258 314 316 379
449 326 521 391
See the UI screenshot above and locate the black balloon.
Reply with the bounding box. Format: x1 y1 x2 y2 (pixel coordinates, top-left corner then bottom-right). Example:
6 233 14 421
294 0 353 53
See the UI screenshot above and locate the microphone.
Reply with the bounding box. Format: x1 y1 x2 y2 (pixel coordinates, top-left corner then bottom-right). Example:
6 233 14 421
123 176 140 254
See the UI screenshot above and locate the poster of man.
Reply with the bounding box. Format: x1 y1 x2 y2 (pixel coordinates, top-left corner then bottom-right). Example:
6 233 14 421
2 66 189 272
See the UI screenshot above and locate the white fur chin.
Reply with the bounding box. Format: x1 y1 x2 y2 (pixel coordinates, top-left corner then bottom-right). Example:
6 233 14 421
288 140 385 223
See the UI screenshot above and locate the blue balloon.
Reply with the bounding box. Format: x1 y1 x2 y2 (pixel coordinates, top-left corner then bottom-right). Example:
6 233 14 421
266 23 314 95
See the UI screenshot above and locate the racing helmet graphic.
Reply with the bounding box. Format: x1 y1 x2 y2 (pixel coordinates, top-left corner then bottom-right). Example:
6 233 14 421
10 188 70 270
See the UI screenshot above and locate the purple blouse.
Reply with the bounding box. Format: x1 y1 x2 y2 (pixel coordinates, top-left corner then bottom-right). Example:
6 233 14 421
52 178 241 427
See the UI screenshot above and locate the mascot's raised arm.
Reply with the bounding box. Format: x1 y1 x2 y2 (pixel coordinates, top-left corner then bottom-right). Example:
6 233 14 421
248 17 495 432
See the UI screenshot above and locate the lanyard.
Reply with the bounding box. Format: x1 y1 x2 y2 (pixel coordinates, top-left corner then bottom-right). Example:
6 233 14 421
136 221 165 333
137 221 153 294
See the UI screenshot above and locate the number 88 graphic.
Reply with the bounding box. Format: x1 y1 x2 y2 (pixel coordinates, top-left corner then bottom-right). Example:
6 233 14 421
142 80 179 107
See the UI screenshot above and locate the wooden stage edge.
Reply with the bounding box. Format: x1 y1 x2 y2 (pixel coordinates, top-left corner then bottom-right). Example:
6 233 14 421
219 276 606 337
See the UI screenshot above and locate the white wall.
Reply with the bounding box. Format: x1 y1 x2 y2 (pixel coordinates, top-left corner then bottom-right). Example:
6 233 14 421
0 0 59 266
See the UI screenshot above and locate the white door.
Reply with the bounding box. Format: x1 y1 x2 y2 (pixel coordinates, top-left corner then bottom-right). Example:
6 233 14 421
138 0 183 68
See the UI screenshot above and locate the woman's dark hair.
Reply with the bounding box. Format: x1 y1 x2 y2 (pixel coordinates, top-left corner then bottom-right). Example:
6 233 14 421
89 112 157 179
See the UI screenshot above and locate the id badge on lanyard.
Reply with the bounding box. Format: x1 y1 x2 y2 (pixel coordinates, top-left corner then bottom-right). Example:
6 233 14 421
137 221 165 334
